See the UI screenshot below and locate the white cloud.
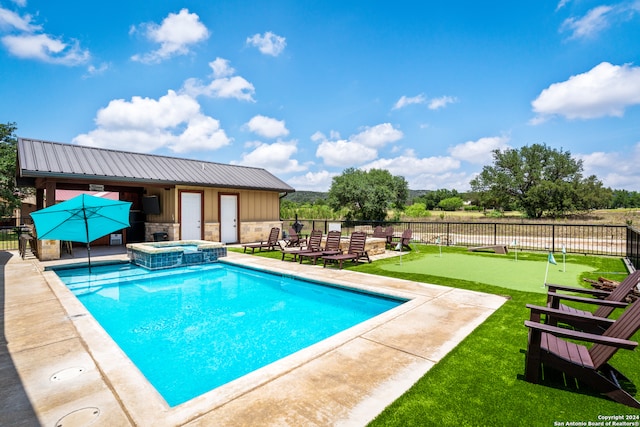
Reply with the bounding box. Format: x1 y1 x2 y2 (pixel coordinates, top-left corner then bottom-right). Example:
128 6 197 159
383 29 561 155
393 94 425 110
428 95 457 110
316 139 378 167
0 6 40 32
83 62 109 78
531 62 640 122
314 123 403 166
556 0 570 11
73 90 231 153
131 9 209 63
1 33 89 65
287 170 338 191
246 31 286 56
449 135 510 164
350 123 403 148
182 58 256 102
234 140 306 173
577 144 640 190
361 154 460 176
244 115 289 138
560 5 613 39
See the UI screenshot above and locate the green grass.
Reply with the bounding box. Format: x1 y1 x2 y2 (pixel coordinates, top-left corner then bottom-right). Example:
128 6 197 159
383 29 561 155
230 245 640 424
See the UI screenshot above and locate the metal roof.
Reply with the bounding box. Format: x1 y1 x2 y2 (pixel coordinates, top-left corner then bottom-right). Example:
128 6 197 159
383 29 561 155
17 138 295 193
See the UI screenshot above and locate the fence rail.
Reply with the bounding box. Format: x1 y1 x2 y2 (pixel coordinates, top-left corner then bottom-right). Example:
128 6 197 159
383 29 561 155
283 219 629 258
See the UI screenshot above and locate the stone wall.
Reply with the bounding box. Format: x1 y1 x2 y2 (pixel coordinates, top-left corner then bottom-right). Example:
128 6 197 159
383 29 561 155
239 221 283 244
144 223 179 242
37 239 60 261
204 222 220 241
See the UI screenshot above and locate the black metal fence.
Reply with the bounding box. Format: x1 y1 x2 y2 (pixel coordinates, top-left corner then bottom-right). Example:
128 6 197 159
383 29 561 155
283 219 629 258
0 217 33 251
627 226 640 270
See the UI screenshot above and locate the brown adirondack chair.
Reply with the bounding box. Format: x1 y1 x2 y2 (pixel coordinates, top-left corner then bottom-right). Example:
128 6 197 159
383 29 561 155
384 226 394 249
284 227 305 247
323 231 370 269
372 225 386 238
393 229 412 251
279 229 323 262
545 270 640 332
242 227 280 253
524 297 640 408
299 230 342 265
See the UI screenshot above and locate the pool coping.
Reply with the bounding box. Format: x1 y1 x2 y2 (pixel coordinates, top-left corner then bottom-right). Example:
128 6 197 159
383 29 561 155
2 249 507 426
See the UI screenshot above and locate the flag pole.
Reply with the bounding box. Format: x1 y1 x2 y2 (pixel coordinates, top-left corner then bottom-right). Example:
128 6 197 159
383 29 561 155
512 239 518 262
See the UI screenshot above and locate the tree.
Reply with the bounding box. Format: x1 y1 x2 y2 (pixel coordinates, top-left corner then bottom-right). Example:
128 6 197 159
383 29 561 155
438 196 464 211
327 168 408 221
0 122 20 217
470 143 610 218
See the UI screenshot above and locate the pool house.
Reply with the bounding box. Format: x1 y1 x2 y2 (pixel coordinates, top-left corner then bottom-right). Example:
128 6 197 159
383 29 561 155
16 138 295 260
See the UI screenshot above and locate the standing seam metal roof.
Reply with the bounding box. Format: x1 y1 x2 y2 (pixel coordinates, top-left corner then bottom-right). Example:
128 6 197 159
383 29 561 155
17 138 295 193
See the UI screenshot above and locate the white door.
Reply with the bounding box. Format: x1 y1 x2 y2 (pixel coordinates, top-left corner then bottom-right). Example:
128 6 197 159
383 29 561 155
220 194 238 243
181 192 202 240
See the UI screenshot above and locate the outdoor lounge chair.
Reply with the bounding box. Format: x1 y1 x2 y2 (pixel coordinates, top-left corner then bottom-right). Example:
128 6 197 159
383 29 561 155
284 227 305 247
298 230 342 265
545 270 640 333
384 226 394 249
524 297 640 408
242 227 280 253
323 231 370 269
372 225 386 238
393 229 412 251
278 230 323 262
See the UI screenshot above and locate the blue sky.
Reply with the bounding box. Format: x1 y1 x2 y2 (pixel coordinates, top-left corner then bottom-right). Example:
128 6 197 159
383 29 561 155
1 1 640 192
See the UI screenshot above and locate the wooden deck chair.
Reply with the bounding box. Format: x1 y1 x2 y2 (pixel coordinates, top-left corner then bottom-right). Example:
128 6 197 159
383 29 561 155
394 229 412 251
322 231 370 269
242 227 280 253
299 230 342 265
384 226 394 249
372 225 386 238
545 270 640 332
284 227 304 247
279 230 323 262
524 297 640 408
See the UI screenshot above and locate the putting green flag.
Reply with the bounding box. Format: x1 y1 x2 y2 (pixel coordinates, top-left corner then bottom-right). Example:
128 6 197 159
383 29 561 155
548 252 557 265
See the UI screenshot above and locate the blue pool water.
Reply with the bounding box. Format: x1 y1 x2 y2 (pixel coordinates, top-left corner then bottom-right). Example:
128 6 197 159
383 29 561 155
55 262 404 407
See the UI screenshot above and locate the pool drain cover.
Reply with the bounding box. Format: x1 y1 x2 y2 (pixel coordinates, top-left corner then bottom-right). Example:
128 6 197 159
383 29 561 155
51 367 85 382
55 407 100 427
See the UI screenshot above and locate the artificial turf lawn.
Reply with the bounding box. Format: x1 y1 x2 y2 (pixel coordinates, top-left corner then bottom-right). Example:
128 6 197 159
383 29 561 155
231 245 640 425
381 252 598 294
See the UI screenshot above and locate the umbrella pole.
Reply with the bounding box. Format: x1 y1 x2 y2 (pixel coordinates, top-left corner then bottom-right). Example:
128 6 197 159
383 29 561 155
82 202 92 274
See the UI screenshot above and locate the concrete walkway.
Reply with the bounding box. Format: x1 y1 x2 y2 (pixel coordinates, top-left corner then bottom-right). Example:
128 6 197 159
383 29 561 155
1 248 506 426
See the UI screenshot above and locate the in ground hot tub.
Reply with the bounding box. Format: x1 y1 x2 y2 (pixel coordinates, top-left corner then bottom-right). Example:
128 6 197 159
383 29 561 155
127 240 227 270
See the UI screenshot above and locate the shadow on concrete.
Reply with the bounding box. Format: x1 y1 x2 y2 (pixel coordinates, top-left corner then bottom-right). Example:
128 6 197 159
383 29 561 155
0 251 41 427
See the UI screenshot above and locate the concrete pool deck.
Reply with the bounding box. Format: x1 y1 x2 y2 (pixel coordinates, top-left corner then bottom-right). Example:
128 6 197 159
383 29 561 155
1 247 507 426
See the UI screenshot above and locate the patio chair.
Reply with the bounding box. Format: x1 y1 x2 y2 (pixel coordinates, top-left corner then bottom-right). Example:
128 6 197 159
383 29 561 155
278 230 323 262
545 270 640 333
393 229 412 251
298 230 342 265
524 296 640 408
322 231 370 269
384 226 394 249
242 227 280 253
284 227 305 247
372 226 386 238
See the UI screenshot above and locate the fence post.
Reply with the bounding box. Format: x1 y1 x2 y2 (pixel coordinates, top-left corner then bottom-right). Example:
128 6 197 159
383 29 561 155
446 222 450 246
552 224 555 253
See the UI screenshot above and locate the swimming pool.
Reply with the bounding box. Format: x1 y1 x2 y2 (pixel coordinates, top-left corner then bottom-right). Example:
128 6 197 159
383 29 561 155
54 262 405 407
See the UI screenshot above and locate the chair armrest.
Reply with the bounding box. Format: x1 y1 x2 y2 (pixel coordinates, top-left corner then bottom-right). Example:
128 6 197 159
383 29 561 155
546 283 610 297
524 320 638 350
547 293 628 308
526 304 615 329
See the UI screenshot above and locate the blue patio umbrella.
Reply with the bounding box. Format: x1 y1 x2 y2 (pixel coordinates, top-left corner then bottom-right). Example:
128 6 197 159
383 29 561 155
30 194 132 271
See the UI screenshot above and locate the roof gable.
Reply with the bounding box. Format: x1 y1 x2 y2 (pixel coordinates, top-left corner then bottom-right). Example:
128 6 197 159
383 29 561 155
17 138 295 193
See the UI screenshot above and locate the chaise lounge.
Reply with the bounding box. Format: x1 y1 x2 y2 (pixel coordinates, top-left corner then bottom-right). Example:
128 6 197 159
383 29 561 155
322 231 370 269
242 227 280 254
